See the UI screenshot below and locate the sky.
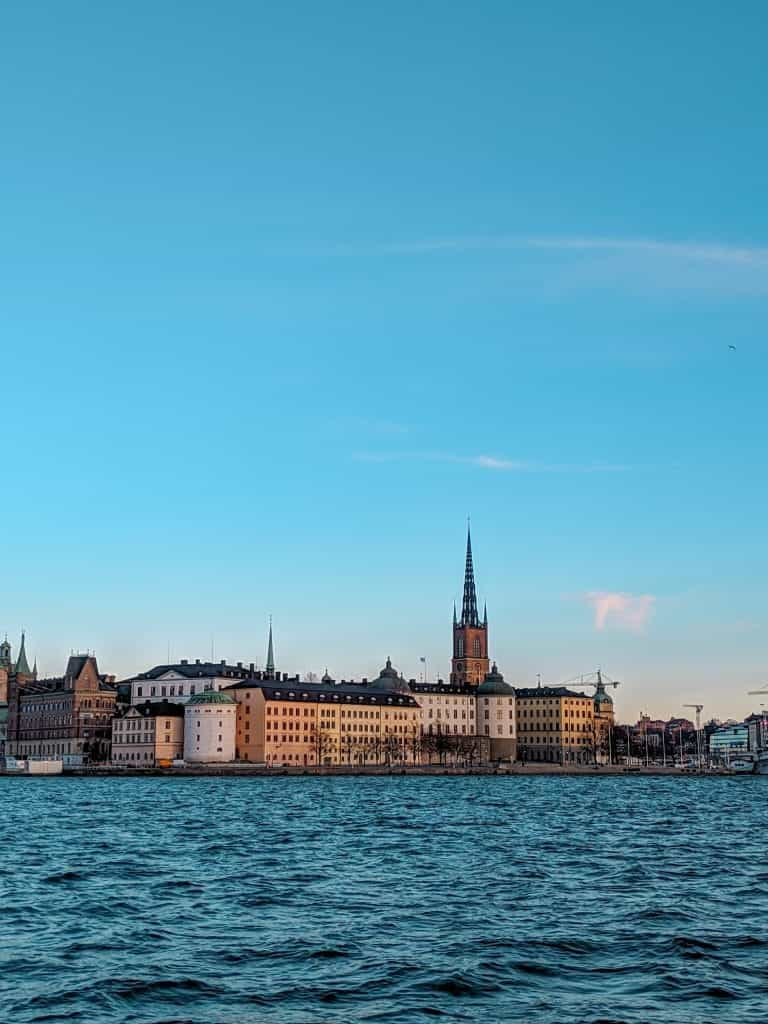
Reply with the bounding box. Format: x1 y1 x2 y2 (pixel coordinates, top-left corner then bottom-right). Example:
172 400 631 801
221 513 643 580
2 1 768 722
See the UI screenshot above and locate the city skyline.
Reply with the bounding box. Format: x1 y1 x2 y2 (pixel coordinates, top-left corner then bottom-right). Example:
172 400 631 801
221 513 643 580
3 3 767 723
4 522 765 723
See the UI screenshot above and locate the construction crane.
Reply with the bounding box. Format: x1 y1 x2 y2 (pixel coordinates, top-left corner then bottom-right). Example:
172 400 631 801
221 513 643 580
747 684 768 696
559 668 621 694
683 704 703 731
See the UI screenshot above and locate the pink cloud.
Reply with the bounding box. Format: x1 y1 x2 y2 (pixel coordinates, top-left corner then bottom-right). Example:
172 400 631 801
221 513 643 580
584 591 656 632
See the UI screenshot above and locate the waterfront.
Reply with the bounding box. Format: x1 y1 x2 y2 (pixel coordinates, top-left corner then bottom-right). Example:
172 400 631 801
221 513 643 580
2 777 767 1024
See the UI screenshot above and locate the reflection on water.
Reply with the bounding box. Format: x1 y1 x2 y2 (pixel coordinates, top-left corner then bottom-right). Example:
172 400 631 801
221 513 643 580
1 775 767 1023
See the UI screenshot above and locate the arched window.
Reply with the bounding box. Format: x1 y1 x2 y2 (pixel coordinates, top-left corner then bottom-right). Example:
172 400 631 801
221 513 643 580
456 636 465 657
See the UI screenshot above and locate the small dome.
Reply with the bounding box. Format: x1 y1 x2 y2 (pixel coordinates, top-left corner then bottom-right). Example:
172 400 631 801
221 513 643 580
595 690 614 705
477 663 515 696
186 687 237 706
370 658 411 693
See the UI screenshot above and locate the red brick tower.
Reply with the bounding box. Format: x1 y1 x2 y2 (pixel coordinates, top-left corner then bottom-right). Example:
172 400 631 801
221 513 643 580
450 526 489 687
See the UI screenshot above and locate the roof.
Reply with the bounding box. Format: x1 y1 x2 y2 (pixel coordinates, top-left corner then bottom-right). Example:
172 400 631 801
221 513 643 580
186 688 238 706
514 686 590 699
128 700 185 719
225 680 421 708
367 658 411 694
477 664 514 696
128 661 256 682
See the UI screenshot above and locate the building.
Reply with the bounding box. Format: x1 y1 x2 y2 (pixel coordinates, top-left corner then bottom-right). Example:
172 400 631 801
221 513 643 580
183 687 238 763
515 686 596 764
111 700 184 766
125 659 258 706
8 653 116 761
450 527 489 687
227 660 422 767
476 663 517 761
709 724 749 763
593 672 616 762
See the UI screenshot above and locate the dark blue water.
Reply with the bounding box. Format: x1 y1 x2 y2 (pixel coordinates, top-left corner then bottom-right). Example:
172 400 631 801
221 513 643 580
1 776 767 1024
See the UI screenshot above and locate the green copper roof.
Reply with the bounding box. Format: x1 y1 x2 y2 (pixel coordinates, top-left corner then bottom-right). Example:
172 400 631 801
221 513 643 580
15 632 31 676
186 688 237 706
477 663 514 696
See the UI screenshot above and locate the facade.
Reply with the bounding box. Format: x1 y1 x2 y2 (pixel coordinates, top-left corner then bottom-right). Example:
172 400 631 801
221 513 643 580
593 672 616 762
227 664 422 767
125 660 259 706
111 700 184 766
709 724 749 762
8 653 116 761
476 664 517 761
515 686 596 764
183 688 238 763
450 528 489 687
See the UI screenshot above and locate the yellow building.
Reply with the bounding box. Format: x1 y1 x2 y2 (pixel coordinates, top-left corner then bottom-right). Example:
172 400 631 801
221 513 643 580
111 700 184 766
515 686 596 764
226 666 422 767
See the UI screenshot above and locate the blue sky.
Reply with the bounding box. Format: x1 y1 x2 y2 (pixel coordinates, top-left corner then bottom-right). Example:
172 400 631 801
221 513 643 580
2 2 768 720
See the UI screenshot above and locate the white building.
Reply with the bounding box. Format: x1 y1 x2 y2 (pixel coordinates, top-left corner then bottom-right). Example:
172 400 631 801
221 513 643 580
126 660 257 706
475 664 517 760
183 687 237 763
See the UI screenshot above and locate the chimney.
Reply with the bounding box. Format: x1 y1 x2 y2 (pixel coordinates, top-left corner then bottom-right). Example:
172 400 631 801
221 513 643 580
181 659 188 665
195 659 200 665
237 661 243 669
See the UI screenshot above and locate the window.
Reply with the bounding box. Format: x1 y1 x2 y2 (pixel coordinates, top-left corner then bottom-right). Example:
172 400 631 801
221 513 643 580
473 637 481 657
137 686 143 697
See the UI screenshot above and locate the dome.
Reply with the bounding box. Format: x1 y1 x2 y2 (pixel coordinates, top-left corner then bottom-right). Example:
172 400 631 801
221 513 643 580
477 663 515 696
595 689 614 706
369 657 411 693
186 687 237 706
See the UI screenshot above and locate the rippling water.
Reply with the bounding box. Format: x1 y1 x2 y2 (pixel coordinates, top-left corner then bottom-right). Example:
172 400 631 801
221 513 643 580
1 776 767 1023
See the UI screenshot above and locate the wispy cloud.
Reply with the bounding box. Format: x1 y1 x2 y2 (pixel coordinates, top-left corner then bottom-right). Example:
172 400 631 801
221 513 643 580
384 235 768 265
354 451 627 473
381 235 768 292
584 591 656 632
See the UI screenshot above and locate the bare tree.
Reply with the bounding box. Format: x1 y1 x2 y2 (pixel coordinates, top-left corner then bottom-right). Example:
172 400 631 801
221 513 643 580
309 726 334 765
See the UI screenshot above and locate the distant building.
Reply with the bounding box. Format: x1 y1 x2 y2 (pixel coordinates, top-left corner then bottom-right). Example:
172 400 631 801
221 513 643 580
744 713 768 753
709 724 749 762
476 664 517 761
227 663 422 767
8 653 116 761
183 688 238 763
124 660 257 705
515 687 596 764
111 700 184 766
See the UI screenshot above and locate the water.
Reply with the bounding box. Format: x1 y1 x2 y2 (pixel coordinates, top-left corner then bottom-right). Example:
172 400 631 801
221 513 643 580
1 775 767 1024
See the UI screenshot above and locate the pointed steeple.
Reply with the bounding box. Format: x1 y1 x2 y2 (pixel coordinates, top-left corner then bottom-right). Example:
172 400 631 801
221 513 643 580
265 618 275 678
15 631 31 676
461 525 479 627
32 657 38 679
453 601 458 626
483 602 488 628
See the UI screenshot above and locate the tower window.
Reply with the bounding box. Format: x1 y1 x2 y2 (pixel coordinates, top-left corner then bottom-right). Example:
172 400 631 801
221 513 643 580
473 638 481 657
457 637 465 657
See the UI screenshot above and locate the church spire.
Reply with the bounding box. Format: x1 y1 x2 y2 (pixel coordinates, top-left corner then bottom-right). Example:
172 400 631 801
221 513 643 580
15 631 31 676
461 525 479 627
265 618 275 678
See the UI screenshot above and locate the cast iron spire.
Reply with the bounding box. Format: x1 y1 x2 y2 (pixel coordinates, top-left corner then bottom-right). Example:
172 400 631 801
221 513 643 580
265 618 275 677
461 525 479 627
